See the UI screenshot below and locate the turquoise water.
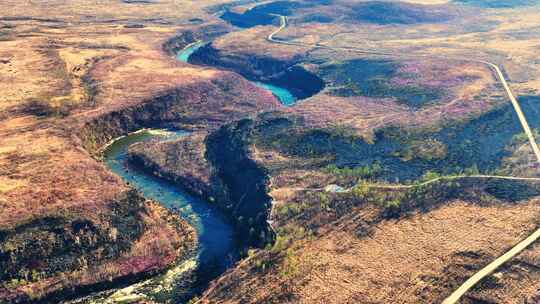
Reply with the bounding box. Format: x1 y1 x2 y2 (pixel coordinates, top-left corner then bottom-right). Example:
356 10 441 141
254 81 297 106
176 41 208 63
176 42 297 106
103 130 236 275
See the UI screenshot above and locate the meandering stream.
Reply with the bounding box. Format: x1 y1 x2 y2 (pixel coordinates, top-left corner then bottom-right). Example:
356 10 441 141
92 129 237 303
84 15 295 302
177 41 297 105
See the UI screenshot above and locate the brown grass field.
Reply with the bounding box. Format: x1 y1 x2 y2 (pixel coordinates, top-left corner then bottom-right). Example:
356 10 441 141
1 0 540 303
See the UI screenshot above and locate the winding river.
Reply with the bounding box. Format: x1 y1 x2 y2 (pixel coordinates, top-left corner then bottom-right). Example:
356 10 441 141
176 41 207 63
88 27 292 303
97 129 237 303
177 41 297 105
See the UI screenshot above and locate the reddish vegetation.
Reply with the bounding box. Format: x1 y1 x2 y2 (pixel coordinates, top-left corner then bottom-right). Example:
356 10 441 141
132 110 540 303
200 30 503 136
0 4 280 300
2 0 540 302
192 120 540 303
0 77 277 301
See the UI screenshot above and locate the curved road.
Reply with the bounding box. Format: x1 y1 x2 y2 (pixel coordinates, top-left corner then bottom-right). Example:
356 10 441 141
267 15 540 304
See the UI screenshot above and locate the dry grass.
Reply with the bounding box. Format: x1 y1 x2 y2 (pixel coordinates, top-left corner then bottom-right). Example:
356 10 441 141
202 199 540 303
295 200 540 303
0 0 278 300
0 0 244 228
3 0 540 302
465 240 540 303
213 25 307 60
190 4 540 299
289 60 500 137
0 0 224 23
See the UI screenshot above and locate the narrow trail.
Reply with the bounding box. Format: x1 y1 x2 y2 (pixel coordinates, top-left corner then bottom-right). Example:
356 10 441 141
279 175 540 193
267 15 540 303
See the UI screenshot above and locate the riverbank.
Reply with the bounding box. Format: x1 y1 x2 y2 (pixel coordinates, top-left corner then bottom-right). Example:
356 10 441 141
176 39 302 106
0 14 280 300
93 129 236 302
188 42 324 104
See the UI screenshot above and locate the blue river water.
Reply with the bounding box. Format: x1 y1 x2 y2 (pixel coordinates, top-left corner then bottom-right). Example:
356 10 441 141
90 23 294 304
177 41 297 105
103 130 237 280
176 41 208 63
253 81 296 106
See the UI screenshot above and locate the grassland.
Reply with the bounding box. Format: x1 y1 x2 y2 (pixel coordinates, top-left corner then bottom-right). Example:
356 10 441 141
2 0 540 303
0 0 280 301
187 1 540 303
135 109 540 303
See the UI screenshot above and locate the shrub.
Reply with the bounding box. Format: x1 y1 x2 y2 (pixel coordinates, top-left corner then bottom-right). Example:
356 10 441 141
323 162 381 181
279 248 300 279
24 98 72 117
400 139 447 161
420 170 441 182
187 297 200 304
274 202 305 218
351 181 370 199
464 164 480 175
271 234 291 254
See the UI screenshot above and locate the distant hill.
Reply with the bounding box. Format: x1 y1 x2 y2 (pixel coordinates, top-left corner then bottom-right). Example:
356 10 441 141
453 0 540 8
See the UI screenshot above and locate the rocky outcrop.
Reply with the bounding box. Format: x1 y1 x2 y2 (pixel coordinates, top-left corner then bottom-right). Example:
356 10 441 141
205 119 274 248
5 71 278 302
127 132 227 202
0 190 196 303
189 44 324 100
0 191 142 286
162 24 231 57
125 119 275 249
79 73 280 154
